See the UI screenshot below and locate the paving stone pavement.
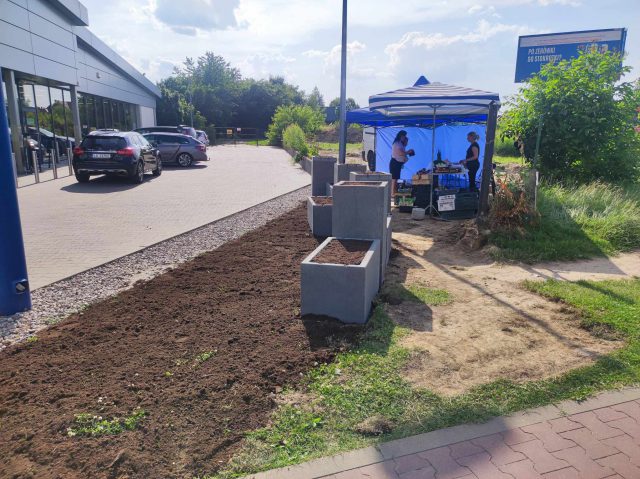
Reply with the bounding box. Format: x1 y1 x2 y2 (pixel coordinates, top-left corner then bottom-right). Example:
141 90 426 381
246 387 640 479
16 145 309 289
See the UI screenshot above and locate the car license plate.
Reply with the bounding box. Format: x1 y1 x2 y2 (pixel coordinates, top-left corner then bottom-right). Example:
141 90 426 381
92 153 111 159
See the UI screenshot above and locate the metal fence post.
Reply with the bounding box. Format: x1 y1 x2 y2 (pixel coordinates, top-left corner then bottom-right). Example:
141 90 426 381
31 151 40 184
67 147 73 176
50 148 58 179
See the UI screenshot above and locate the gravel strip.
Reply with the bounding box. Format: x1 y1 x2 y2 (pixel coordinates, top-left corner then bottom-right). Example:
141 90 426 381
0 185 311 351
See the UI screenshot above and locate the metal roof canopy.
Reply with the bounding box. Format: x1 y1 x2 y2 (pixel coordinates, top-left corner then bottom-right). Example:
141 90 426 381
368 81 500 118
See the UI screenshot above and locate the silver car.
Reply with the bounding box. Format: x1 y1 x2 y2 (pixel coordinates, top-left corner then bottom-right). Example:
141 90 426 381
142 132 208 167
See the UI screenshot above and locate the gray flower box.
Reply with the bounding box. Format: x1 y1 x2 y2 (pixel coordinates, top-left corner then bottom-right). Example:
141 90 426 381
311 156 336 196
332 181 390 286
334 163 366 183
349 171 392 208
307 196 333 237
301 237 381 324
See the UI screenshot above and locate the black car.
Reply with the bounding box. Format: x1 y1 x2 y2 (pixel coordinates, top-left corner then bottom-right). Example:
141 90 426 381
72 131 161 184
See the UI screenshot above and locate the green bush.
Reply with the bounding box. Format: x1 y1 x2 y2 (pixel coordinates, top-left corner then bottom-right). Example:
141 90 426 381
500 51 640 183
282 123 309 161
266 105 325 146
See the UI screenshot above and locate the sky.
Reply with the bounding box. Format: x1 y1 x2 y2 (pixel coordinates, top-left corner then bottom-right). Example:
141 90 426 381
81 0 640 106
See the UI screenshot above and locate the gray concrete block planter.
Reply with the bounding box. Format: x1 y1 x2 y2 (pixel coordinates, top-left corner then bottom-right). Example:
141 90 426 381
332 181 390 287
307 196 333 237
311 156 336 196
301 237 381 324
334 163 366 183
332 181 389 240
349 171 392 208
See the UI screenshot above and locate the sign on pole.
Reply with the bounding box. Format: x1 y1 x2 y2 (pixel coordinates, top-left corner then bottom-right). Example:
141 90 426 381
0 80 31 315
515 28 627 82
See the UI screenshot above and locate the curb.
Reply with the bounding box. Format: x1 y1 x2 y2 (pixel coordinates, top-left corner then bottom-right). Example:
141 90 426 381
244 386 640 479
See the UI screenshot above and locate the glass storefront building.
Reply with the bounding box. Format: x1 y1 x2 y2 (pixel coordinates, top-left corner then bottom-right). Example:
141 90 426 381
1 0 160 176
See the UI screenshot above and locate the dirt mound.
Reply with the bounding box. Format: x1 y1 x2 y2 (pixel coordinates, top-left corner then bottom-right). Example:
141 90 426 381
0 205 361 478
315 125 362 143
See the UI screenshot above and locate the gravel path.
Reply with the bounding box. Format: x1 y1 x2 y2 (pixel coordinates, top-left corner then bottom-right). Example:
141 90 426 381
0 186 311 351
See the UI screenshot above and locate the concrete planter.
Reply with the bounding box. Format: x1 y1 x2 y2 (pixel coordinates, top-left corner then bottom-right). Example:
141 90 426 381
307 196 333 237
382 215 392 283
300 157 312 174
301 237 381 324
349 171 392 208
332 181 390 287
326 183 333 197
311 156 336 196
334 163 366 184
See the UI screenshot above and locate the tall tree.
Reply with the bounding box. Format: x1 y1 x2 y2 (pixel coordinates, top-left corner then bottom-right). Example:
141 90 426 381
306 86 325 110
156 53 306 131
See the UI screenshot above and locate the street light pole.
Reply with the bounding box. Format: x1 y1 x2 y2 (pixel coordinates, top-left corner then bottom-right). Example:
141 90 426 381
338 0 348 165
0 80 31 315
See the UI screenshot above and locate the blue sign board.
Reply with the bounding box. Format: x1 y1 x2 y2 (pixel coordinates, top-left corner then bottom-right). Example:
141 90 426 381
515 28 627 82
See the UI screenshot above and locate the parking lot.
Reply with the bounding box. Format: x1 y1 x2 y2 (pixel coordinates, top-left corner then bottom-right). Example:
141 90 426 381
16 145 310 289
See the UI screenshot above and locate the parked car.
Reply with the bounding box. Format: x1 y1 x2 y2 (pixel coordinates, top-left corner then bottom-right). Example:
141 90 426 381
27 126 75 152
142 132 208 167
87 128 120 135
195 129 209 146
135 125 197 139
72 131 161 184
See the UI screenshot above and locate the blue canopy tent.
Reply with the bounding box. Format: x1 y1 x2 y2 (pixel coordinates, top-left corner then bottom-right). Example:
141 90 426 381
347 77 500 214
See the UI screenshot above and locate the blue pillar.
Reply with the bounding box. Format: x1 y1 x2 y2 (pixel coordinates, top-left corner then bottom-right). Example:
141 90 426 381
0 78 31 315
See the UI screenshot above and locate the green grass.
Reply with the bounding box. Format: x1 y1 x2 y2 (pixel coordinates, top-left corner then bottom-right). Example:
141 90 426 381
316 142 362 155
67 409 146 437
493 154 523 166
490 182 640 263
379 283 452 306
213 278 640 478
195 350 216 364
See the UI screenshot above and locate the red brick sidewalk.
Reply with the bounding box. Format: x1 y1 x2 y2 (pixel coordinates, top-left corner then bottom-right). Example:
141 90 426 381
247 387 640 479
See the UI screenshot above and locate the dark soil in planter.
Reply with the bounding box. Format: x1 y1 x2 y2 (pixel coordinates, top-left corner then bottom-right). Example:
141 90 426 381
313 239 372 265
311 196 333 205
0 204 363 479
340 181 383 186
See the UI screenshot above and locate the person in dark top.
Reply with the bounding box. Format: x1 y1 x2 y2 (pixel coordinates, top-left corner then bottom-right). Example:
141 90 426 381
462 131 480 192
389 130 415 201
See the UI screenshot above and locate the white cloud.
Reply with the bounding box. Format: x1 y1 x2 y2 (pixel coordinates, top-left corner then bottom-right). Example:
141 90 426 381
303 41 367 70
385 20 539 67
154 0 242 34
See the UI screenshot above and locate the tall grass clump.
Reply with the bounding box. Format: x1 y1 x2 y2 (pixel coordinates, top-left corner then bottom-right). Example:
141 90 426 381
490 182 640 263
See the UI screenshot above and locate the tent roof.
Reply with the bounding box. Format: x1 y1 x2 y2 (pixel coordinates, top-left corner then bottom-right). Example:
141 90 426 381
346 107 488 127
369 81 500 117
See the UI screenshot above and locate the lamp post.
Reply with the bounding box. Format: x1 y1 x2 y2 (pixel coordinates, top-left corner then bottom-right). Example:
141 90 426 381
0 80 31 315
338 0 348 165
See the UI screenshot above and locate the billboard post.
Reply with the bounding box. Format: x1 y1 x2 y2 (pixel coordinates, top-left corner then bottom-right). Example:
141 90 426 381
0 81 31 316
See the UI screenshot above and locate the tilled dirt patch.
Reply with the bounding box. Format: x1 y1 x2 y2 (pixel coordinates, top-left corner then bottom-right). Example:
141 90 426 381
387 212 623 396
0 204 361 479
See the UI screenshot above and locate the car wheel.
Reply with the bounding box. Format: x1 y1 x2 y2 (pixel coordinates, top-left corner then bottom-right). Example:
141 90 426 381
131 160 145 184
152 156 162 176
177 152 193 167
75 172 90 183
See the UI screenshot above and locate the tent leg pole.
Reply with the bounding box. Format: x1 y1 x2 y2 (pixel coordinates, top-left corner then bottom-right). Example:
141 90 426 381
478 101 498 220
426 107 438 216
